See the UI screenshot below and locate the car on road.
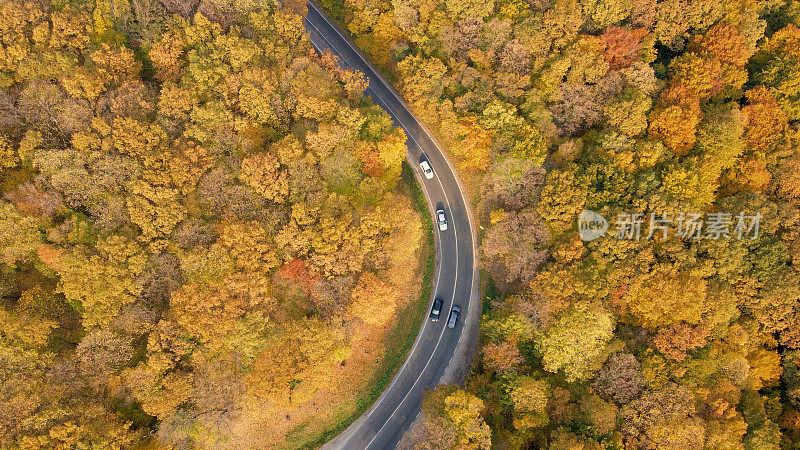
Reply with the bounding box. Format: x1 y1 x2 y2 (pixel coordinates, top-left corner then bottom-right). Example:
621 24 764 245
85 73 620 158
447 305 461 328
429 297 443 322
419 159 434 179
437 208 448 231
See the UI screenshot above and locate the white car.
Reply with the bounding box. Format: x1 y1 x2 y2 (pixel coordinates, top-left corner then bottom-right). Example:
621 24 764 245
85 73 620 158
437 208 448 231
419 160 434 179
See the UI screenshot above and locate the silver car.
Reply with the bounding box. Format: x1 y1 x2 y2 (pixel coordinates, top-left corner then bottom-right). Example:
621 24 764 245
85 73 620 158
437 208 447 231
447 305 460 328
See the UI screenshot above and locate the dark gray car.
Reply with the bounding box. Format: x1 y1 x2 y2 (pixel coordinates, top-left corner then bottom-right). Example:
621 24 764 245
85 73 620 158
447 305 460 328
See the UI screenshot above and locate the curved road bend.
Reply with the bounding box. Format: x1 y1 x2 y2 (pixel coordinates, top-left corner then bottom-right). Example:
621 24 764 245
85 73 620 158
302 2 480 449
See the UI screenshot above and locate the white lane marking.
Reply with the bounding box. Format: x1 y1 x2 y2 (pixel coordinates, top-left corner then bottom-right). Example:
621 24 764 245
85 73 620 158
306 17 462 442
365 263 458 450
307 0 478 320
304 41 462 450
306 5 478 447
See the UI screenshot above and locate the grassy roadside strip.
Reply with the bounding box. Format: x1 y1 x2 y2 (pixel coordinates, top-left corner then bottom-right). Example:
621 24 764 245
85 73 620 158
289 161 436 448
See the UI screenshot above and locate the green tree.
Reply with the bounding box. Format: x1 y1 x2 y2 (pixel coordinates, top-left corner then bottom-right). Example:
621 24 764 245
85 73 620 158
537 302 614 381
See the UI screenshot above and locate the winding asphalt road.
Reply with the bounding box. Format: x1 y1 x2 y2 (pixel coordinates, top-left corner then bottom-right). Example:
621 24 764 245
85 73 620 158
302 2 480 449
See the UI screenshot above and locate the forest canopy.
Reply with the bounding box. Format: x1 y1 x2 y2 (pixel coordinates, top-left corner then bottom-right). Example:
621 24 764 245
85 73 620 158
0 0 426 447
6 0 800 446
318 0 800 447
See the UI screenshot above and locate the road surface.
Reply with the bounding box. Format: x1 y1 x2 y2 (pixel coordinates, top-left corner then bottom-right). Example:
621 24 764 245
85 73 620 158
302 2 480 449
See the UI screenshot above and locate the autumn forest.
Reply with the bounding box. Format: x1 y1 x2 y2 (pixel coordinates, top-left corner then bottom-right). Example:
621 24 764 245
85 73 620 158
2 0 800 448
320 0 800 446
0 0 431 447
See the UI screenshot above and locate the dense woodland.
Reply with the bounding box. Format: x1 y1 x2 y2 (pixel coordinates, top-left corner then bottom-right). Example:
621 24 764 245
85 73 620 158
6 0 800 447
320 0 800 447
0 0 428 447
